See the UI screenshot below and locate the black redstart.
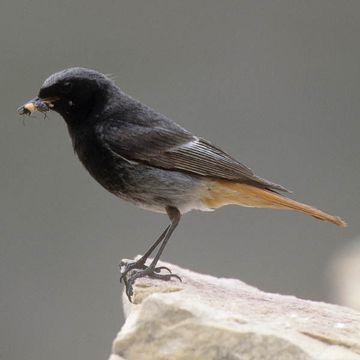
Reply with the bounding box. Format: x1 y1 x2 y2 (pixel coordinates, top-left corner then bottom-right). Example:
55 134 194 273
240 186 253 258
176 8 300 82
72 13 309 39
18 67 346 301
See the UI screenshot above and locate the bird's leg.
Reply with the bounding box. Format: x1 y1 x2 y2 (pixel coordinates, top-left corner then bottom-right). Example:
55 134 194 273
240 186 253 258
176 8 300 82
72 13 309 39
123 206 182 301
119 224 170 283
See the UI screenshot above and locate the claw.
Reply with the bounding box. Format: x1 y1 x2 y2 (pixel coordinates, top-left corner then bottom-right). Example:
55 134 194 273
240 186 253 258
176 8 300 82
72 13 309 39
148 272 182 282
125 280 134 302
121 264 182 302
153 266 172 274
171 273 182 282
119 260 146 283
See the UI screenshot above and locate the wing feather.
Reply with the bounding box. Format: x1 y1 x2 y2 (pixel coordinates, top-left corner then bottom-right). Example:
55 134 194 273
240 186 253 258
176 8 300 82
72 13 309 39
97 120 289 192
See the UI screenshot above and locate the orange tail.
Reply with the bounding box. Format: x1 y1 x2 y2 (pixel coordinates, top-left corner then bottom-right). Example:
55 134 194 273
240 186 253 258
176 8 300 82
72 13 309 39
202 180 346 227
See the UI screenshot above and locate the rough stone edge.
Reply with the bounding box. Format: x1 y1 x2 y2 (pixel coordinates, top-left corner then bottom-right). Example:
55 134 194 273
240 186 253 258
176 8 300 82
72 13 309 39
110 259 360 360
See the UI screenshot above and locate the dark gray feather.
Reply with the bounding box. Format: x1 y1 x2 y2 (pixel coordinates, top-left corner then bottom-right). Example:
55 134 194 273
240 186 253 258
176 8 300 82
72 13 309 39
96 117 289 193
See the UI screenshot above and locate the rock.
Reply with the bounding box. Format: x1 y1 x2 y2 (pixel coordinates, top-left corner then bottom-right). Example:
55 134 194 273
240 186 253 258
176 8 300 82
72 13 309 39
110 259 360 360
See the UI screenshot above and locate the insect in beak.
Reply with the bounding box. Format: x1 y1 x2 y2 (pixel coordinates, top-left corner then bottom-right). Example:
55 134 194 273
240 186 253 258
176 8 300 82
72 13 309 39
17 97 59 115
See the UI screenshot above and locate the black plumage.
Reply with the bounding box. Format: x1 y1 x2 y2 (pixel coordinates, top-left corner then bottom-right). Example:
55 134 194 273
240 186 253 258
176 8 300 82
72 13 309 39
18 67 345 301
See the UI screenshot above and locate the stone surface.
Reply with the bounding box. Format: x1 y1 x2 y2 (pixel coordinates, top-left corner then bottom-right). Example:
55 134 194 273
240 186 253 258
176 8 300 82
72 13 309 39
110 259 360 360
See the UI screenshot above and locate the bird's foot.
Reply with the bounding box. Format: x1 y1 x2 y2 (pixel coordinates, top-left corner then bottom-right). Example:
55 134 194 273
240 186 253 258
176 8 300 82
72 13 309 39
119 259 173 282
119 259 147 283
119 260 182 302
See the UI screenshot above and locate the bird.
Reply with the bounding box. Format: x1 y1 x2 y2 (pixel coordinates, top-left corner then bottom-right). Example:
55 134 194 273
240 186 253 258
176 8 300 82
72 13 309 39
18 67 346 301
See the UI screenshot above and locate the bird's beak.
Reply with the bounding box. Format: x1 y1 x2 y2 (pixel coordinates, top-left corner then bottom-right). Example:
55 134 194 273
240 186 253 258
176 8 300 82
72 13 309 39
17 97 59 115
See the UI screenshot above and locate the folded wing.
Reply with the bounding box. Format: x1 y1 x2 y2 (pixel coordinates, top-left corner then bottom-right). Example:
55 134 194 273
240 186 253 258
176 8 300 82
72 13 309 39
97 121 289 192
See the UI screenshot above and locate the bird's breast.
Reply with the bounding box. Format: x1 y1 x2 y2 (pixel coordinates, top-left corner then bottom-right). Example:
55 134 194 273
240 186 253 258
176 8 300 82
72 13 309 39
69 128 210 214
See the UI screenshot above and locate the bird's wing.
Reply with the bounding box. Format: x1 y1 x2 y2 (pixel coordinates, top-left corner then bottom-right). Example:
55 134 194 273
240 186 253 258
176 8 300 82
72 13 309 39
97 121 289 192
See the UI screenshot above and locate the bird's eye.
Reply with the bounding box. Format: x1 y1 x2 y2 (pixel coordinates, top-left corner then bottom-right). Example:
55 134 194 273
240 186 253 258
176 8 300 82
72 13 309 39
63 82 73 91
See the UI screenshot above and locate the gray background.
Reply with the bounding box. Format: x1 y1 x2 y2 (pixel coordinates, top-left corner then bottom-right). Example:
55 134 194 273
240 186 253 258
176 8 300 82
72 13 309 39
1 1 359 359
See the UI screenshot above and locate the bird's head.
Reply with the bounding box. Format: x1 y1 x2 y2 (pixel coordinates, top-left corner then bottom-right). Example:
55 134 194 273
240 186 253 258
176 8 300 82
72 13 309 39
17 67 114 125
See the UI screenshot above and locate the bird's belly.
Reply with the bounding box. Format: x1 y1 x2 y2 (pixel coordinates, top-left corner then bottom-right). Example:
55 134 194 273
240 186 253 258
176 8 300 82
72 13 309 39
79 148 206 213
110 164 206 214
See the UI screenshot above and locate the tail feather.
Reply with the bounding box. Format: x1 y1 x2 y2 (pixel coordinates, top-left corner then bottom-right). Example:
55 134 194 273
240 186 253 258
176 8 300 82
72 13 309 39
202 180 347 227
